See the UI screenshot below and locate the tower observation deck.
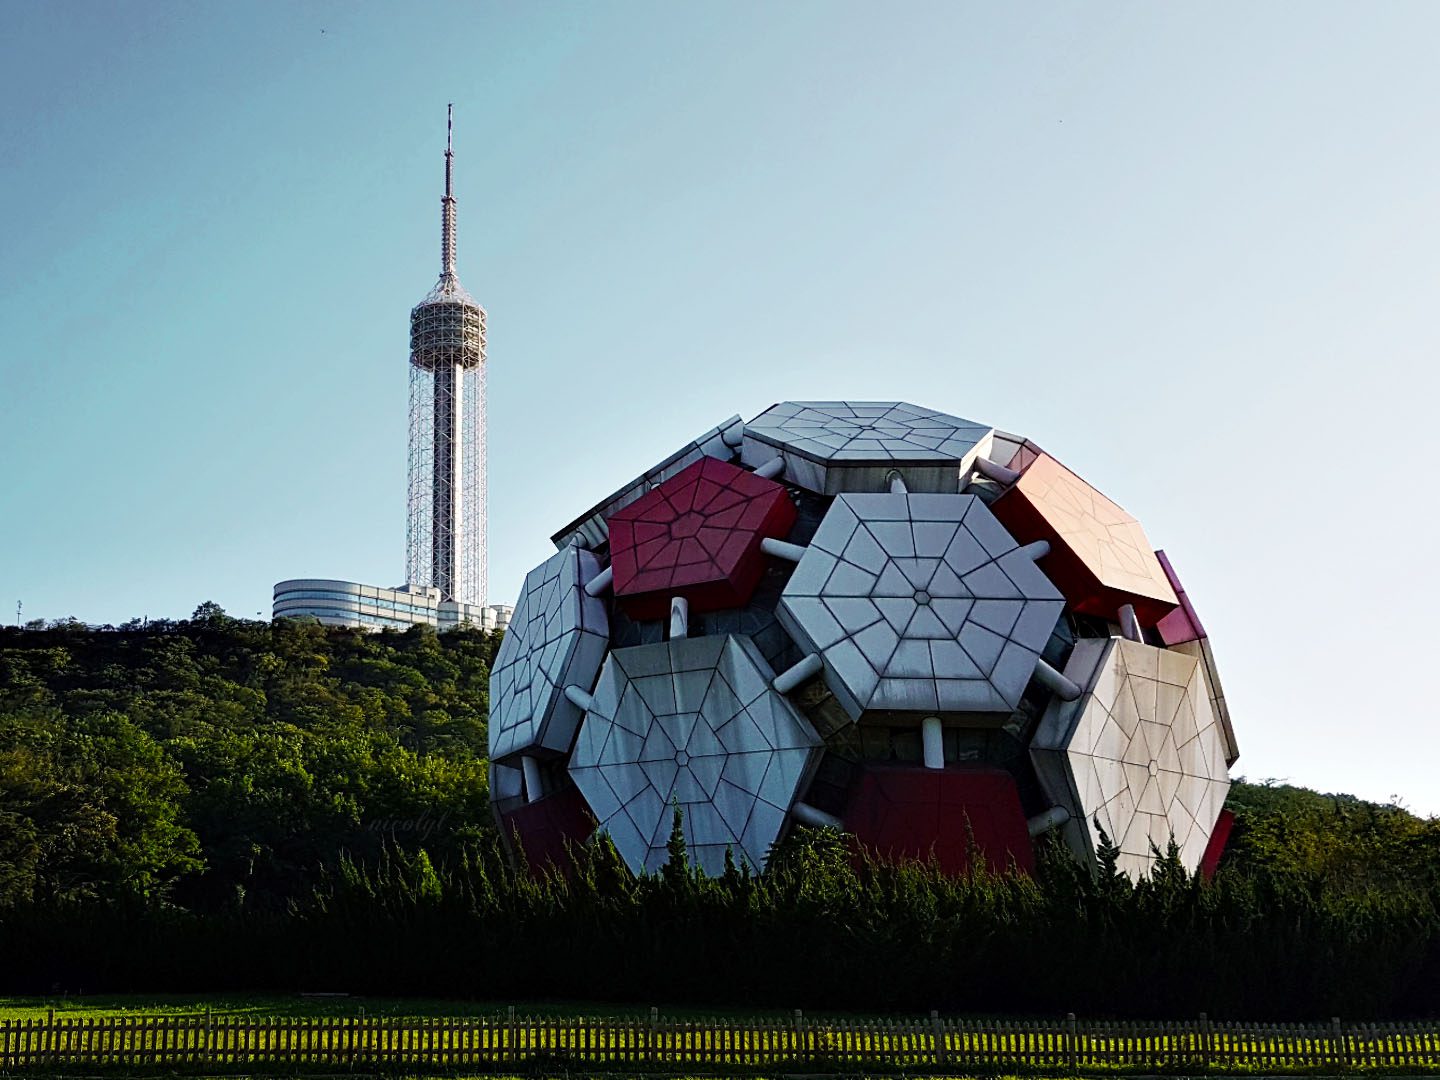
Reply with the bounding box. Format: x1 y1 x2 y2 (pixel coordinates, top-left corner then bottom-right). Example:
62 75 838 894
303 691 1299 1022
406 105 487 605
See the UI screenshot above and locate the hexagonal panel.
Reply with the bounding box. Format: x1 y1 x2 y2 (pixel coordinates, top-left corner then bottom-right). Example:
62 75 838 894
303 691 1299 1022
608 457 797 620
1030 637 1231 880
1154 549 1238 766
776 493 1065 723
488 546 609 765
568 634 822 876
989 452 1178 625
740 401 995 495
843 765 1034 875
1172 636 1237 767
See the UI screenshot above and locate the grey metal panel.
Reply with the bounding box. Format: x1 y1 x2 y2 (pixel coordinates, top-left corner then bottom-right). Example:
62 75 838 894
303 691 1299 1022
740 401 994 496
778 492 1065 724
488 546 610 764
567 634 822 876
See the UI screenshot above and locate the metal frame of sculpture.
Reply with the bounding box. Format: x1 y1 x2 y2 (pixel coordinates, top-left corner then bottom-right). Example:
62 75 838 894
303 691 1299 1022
490 401 1237 881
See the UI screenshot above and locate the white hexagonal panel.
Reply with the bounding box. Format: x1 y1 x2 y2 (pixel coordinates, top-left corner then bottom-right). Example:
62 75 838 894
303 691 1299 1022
1030 637 1231 880
776 492 1065 722
568 634 822 876
488 546 609 764
740 401 995 494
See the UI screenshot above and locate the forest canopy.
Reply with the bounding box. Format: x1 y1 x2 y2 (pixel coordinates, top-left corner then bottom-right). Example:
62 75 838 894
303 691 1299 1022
0 606 501 911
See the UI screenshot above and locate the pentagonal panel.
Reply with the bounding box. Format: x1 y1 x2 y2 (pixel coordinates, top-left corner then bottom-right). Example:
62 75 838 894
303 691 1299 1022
989 452 1178 625
488 546 609 764
776 493 1065 723
740 401 994 495
551 417 743 550
608 457 797 619
842 766 1034 875
496 785 596 873
1030 637 1231 880
568 634 822 876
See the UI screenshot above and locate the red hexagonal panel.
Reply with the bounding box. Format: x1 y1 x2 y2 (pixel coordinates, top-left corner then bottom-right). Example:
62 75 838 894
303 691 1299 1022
842 766 1034 876
990 450 1178 626
608 456 797 620
498 786 596 874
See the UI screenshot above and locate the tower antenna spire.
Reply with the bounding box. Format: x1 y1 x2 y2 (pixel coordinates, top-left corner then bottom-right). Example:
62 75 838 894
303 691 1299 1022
442 103 456 277
409 103 488 609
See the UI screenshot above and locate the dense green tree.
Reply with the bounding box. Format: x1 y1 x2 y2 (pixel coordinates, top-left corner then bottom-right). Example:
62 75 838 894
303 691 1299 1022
0 618 502 910
0 704 200 905
0 615 1437 1016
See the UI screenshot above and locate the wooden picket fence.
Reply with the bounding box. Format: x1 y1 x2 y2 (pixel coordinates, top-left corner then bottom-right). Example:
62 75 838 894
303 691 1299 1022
2 1009 1439 1074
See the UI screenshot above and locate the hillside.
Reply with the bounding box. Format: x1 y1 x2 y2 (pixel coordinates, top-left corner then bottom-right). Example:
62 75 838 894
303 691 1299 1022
0 608 502 911
1 611 1438 1015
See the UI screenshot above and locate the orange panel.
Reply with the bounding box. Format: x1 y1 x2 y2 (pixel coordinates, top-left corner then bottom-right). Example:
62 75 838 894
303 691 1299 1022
991 452 1177 626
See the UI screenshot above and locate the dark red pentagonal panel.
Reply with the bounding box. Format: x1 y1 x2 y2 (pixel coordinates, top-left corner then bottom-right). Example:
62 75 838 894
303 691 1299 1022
990 450 1178 626
1198 807 1235 880
608 456 797 620
498 786 596 874
842 766 1034 875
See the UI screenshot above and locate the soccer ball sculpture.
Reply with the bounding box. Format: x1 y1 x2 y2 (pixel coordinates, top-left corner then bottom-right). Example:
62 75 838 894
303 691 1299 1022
489 402 1237 881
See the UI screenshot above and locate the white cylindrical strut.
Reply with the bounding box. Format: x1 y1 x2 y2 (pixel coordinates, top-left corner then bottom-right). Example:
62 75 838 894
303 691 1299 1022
584 565 613 597
773 652 823 693
753 456 785 480
973 456 1021 485
1017 540 1050 561
887 471 908 495
760 537 807 563
1027 805 1071 837
670 596 689 639
563 684 595 712
521 755 543 804
1033 658 1083 701
922 715 944 770
792 802 844 830
722 423 745 448
1118 604 1143 643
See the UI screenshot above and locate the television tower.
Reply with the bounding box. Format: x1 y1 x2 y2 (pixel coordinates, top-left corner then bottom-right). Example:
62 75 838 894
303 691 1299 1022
406 105 487 605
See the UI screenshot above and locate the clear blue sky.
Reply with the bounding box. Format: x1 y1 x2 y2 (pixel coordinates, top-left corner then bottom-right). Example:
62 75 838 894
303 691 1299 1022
2 2 1437 813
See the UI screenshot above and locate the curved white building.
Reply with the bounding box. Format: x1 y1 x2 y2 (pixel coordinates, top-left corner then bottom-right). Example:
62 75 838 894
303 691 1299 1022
274 579 511 633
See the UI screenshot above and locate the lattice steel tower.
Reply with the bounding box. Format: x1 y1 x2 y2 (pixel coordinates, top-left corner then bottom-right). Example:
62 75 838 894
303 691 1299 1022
406 105 487 605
